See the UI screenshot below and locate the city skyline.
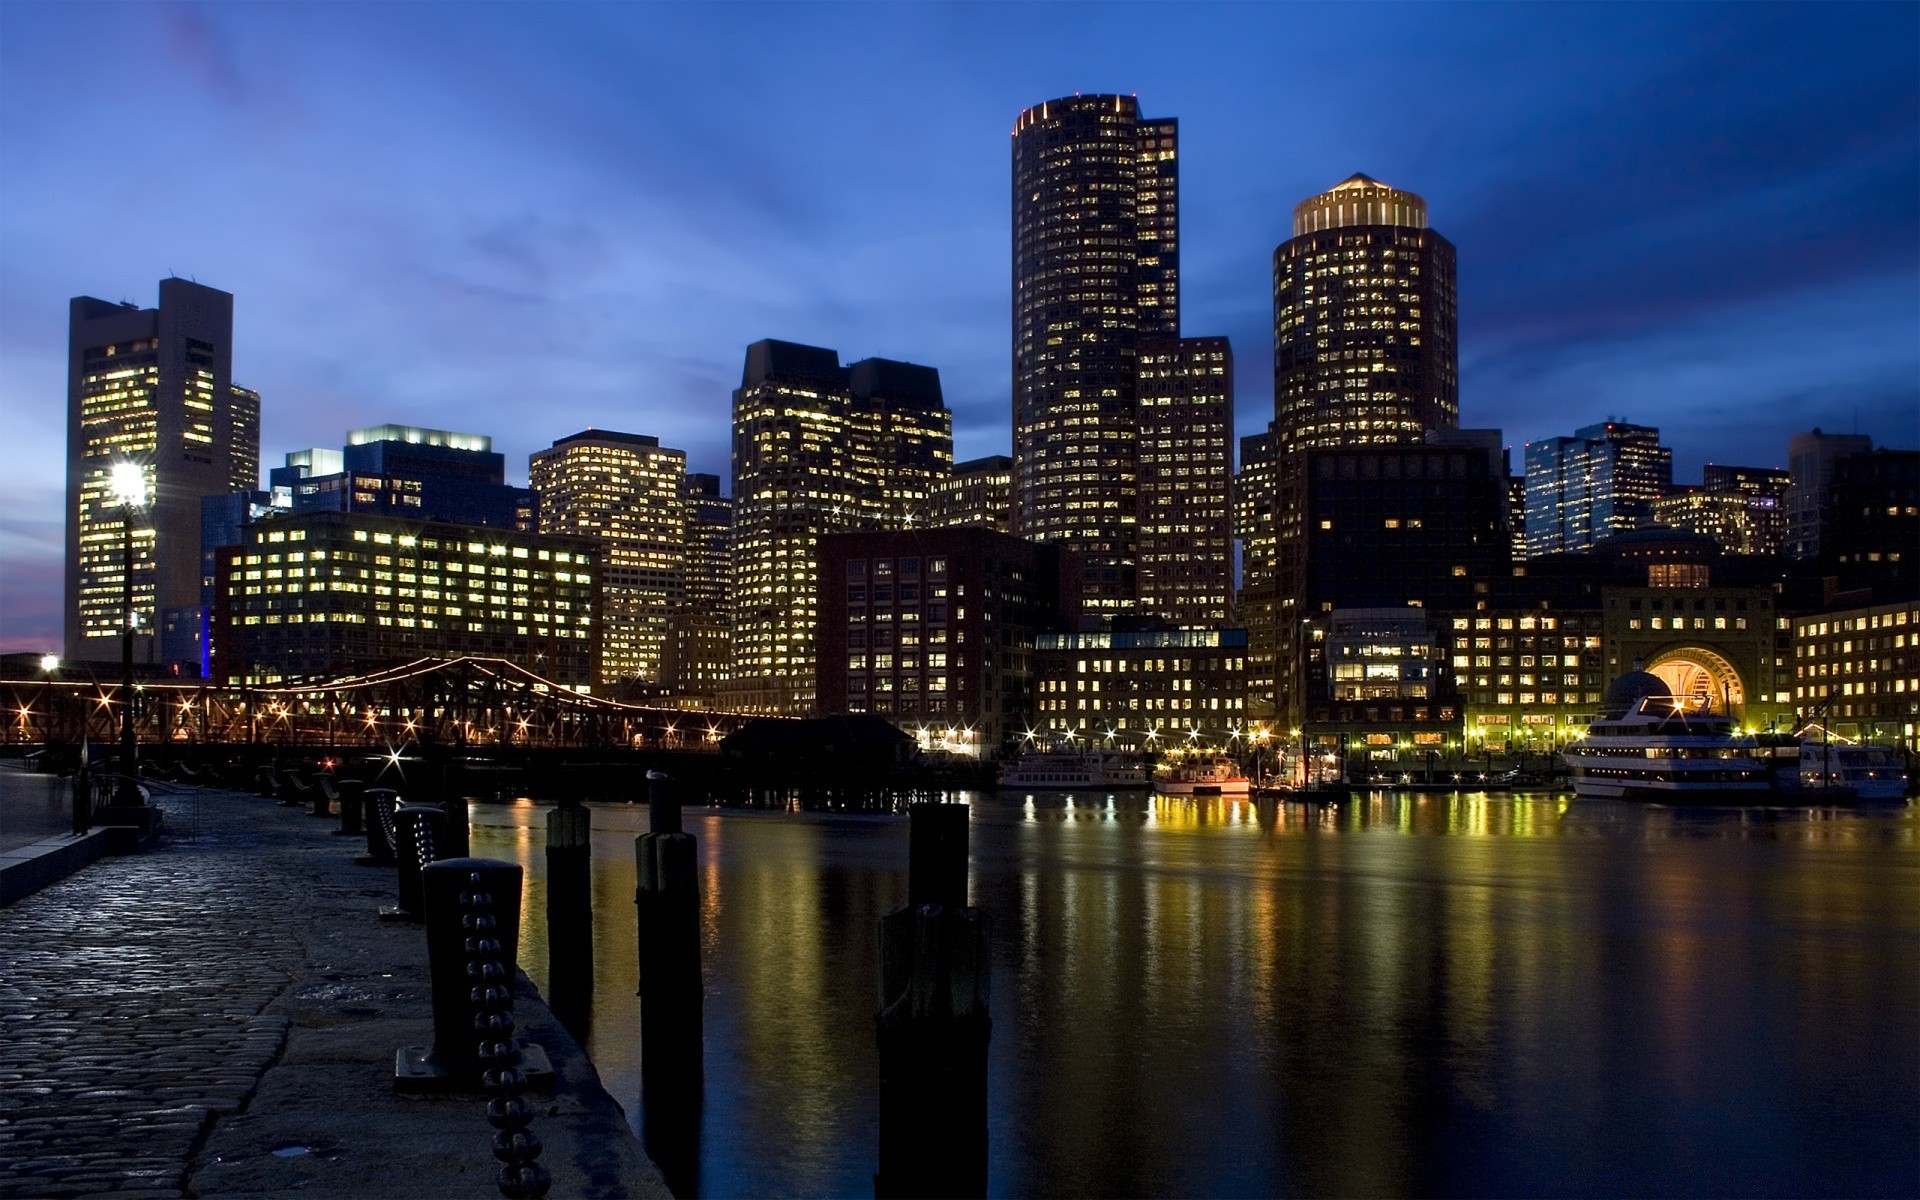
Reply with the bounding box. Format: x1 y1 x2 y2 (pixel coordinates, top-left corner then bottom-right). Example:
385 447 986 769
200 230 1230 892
3 3 1918 652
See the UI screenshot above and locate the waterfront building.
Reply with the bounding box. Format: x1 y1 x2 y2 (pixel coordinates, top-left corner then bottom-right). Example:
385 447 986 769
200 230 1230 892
728 339 952 715
663 472 734 702
1234 428 1281 718
1791 598 1920 747
1272 174 1457 457
270 426 534 531
1447 607 1606 751
1820 448 1918 597
211 510 598 689
530 430 687 688
64 279 261 673
1011 93 1179 612
816 526 1081 756
1135 337 1234 626
1302 607 1463 777
1524 421 1673 555
1033 626 1247 749
929 455 1014 534
1785 429 1872 559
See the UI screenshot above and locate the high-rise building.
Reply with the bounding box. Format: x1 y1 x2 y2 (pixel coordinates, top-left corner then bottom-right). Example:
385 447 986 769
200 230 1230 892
1233 428 1281 718
1524 421 1673 555
728 339 952 715
211 511 599 689
270 426 534 531
663 473 734 701
1011 93 1180 612
530 430 687 688
1785 429 1873 559
1135 337 1233 626
929 456 1014 533
1821 449 1918 597
64 279 260 673
1272 174 1458 456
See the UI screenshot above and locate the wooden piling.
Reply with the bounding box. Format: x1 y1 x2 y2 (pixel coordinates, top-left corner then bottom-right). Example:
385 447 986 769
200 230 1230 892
546 797 594 1041
635 772 702 1197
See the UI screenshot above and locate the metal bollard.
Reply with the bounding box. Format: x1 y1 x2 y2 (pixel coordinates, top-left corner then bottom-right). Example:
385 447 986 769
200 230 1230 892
357 788 401 866
394 857 552 1094
310 774 333 819
333 779 367 838
379 804 445 922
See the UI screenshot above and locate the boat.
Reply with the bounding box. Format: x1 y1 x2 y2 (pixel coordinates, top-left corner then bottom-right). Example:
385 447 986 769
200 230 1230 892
1153 755 1251 797
1563 670 1770 804
997 748 1150 791
1784 740 1910 803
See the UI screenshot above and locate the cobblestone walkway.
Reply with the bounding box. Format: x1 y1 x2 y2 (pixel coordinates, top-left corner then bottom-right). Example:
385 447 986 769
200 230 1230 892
0 793 308 1198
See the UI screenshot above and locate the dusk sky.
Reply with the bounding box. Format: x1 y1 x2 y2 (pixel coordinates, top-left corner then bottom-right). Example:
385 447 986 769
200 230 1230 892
2 2 1916 652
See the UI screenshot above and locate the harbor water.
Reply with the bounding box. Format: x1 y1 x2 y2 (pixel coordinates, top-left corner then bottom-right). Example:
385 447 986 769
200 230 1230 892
470 791 1920 1198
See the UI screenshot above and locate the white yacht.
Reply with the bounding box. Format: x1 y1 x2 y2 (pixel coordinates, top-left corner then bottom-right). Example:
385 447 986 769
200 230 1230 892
998 748 1150 791
1564 671 1770 803
1154 755 1251 797
1789 740 1910 803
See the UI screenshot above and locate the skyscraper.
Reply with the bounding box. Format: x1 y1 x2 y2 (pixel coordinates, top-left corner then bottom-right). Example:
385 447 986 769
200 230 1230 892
1011 93 1179 612
1272 174 1458 455
728 339 952 715
530 429 687 688
1135 336 1233 626
64 279 259 672
663 472 734 701
929 456 1014 533
1785 429 1873 559
1524 421 1673 555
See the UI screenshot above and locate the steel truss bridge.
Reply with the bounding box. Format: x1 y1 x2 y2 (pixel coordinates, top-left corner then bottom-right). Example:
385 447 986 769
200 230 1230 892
3 656 768 752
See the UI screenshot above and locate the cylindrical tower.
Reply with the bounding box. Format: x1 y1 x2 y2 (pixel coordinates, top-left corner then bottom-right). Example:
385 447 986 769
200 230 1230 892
1272 173 1458 456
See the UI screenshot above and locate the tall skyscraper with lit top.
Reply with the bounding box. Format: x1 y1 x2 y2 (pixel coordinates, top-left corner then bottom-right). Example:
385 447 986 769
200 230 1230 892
1012 93 1179 612
65 279 259 672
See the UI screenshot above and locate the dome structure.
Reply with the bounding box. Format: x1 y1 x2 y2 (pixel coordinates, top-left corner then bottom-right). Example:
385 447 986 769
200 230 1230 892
1601 668 1673 719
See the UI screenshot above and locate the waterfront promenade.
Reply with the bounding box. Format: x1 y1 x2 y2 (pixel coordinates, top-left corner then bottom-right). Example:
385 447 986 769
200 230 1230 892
0 767 669 1199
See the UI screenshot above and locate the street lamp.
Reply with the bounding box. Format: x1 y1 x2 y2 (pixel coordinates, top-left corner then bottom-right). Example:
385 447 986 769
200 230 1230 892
110 462 148 804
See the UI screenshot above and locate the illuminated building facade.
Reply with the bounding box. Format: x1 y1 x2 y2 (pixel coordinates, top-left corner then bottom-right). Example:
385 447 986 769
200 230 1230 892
1033 628 1247 748
1234 429 1281 717
1524 421 1672 555
1785 429 1871 559
530 430 687 688
1272 174 1457 457
212 511 599 688
1011 93 1180 612
728 339 952 715
271 425 533 531
929 456 1014 533
663 473 734 702
65 280 261 673
1302 608 1462 776
1792 598 1920 747
1135 337 1233 626
816 527 1081 755
1448 608 1606 750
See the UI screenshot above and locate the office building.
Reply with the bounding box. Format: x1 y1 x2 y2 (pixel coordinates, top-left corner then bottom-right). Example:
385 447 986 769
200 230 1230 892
1234 428 1281 717
1272 174 1457 456
1524 421 1673 555
530 430 687 688
1033 628 1247 748
1301 607 1463 776
211 510 599 688
663 473 734 701
1792 598 1920 746
64 279 260 673
816 527 1081 755
270 426 534 531
1785 429 1872 559
929 456 1014 533
1011 93 1180 611
728 339 953 715
1821 449 1918 597
1135 337 1234 626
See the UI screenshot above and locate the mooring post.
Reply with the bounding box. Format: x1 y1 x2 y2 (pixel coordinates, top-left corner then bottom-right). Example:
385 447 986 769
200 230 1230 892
635 771 702 1197
546 796 594 1041
333 778 367 838
380 804 445 922
309 771 332 819
394 856 553 1093
71 750 91 836
358 787 401 866
875 801 990 1200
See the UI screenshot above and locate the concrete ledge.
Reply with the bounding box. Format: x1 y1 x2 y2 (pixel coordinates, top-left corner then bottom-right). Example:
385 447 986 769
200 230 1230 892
0 829 116 908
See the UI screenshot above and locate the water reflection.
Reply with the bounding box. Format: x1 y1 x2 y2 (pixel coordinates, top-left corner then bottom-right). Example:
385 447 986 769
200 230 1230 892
471 792 1920 1199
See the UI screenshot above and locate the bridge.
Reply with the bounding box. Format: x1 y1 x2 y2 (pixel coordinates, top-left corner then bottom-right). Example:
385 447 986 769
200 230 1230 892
3 656 770 752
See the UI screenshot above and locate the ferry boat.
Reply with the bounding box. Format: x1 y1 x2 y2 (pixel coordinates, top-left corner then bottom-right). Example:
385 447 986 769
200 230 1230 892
1564 671 1769 804
997 748 1150 791
1153 755 1251 797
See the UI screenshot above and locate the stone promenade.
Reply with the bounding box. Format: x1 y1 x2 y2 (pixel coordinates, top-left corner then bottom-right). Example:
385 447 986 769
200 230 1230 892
0 780 670 1199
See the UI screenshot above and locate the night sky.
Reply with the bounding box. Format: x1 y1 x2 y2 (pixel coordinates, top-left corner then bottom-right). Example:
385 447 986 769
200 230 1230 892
2 2 1915 652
